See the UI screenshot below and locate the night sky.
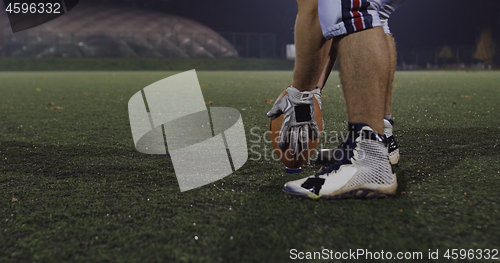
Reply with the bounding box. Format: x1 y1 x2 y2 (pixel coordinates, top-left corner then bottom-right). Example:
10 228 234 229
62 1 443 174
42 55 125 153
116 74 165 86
91 0 500 51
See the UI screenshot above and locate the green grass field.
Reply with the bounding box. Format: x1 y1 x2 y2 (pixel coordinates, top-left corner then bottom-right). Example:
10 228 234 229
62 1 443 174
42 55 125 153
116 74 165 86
1 70 499 262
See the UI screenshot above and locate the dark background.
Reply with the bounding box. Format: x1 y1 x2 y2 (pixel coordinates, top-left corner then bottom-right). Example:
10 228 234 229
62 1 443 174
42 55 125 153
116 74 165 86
88 0 500 51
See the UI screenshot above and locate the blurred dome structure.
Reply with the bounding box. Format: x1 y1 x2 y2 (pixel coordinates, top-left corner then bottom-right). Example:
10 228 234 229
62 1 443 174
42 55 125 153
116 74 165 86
0 4 238 58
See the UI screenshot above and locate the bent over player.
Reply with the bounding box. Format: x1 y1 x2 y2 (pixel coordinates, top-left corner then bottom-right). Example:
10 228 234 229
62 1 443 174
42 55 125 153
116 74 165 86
267 0 406 200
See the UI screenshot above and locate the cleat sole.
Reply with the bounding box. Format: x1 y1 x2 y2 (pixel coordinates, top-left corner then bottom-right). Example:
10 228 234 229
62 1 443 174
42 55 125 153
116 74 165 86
284 187 396 200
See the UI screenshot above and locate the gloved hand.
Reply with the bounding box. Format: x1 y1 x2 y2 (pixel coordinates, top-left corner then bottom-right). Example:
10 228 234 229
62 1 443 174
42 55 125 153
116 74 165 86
267 86 321 155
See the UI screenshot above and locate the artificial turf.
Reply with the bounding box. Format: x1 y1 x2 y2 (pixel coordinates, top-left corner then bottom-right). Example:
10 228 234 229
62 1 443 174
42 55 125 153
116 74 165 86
1 70 499 262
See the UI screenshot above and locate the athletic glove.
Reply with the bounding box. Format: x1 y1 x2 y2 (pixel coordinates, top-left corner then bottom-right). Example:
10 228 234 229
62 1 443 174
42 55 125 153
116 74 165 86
267 87 321 155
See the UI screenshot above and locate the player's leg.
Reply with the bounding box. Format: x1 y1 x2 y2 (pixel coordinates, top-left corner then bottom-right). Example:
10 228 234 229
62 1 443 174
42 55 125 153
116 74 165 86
384 33 400 164
380 0 406 118
267 0 331 161
313 35 398 165
317 39 338 91
385 33 396 119
292 0 331 92
316 1 404 165
285 29 397 199
338 26 390 134
380 0 407 165
284 0 397 200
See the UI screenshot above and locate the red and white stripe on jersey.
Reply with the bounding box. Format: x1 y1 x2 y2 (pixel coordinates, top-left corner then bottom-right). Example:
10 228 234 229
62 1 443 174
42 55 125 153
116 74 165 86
351 0 365 31
342 0 373 33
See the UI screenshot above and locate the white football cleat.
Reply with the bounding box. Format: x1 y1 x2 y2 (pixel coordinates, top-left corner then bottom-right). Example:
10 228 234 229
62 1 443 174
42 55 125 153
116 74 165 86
313 118 400 165
284 123 397 200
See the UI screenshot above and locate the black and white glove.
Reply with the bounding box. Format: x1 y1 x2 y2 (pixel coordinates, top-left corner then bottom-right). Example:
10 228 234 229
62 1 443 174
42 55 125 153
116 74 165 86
267 87 321 155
